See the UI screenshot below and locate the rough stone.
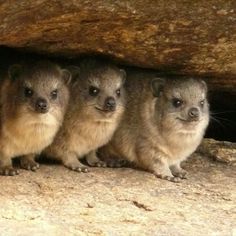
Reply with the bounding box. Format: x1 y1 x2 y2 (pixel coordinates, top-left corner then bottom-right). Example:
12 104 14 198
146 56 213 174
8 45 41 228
198 138 236 165
0 150 235 235
0 0 236 82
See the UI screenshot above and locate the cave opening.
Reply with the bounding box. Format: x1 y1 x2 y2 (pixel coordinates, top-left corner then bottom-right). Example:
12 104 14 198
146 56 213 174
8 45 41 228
0 46 235 142
206 90 236 142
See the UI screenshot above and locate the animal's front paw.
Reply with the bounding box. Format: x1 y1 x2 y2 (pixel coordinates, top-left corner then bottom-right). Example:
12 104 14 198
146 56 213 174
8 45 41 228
70 165 89 173
172 169 188 179
155 174 182 183
106 159 128 168
171 169 188 179
87 160 107 168
65 161 89 173
20 159 40 171
0 166 19 176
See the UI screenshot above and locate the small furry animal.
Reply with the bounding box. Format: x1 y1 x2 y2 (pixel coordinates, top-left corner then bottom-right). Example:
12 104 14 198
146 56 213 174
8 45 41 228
44 59 126 172
0 61 71 175
99 71 209 182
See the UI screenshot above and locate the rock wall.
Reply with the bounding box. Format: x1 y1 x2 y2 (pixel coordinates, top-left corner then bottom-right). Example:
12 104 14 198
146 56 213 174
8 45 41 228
0 1 236 81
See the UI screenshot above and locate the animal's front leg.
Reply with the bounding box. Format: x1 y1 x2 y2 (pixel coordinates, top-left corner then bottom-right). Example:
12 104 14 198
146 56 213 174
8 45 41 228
63 152 89 173
86 150 107 167
20 154 39 171
170 162 188 179
137 146 181 182
0 154 19 176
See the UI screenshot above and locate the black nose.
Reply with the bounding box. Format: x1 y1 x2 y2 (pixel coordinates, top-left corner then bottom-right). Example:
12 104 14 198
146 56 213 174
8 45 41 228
35 98 48 113
105 97 116 111
188 107 199 120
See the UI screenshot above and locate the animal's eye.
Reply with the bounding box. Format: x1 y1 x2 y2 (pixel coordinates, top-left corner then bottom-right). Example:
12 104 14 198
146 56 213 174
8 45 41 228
200 100 205 107
116 89 121 96
89 86 100 96
51 89 58 100
172 98 183 108
24 87 33 98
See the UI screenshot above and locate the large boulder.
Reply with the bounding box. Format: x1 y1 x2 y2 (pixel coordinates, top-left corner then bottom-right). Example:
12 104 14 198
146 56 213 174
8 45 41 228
0 0 236 81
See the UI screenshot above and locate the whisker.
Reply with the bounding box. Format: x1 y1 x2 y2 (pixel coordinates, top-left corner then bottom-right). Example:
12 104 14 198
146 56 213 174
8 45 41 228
210 116 226 128
210 110 236 115
210 115 236 136
212 116 236 125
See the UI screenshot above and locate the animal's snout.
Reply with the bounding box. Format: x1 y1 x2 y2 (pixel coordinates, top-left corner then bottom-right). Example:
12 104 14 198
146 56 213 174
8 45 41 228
188 107 199 120
35 98 48 114
104 96 116 111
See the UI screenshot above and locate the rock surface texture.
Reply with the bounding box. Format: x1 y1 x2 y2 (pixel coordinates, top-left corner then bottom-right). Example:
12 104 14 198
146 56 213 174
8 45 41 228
199 138 236 165
0 1 236 82
0 145 235 235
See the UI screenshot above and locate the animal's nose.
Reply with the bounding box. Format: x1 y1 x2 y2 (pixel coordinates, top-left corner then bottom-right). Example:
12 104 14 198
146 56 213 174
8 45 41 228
105 97 116 111
188 107 199 120
35 98 48 113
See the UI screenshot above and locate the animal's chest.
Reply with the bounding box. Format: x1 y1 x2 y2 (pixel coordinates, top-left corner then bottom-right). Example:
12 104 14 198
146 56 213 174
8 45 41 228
2 123 57 157
72 122 116 156
166 133 202 163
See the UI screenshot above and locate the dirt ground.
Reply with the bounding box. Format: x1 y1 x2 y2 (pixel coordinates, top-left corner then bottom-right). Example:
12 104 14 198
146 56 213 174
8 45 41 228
0 153 235 236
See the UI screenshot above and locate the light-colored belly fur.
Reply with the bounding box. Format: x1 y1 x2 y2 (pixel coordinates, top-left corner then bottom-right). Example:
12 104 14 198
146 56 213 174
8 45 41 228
161 131 204 165
1 114 59 157
70 121 118 158
109 127 204 166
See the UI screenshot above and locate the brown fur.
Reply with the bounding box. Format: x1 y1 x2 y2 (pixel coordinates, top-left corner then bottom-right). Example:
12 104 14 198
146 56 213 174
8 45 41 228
44 59 126 172
0 61 71 175
99 70 210 182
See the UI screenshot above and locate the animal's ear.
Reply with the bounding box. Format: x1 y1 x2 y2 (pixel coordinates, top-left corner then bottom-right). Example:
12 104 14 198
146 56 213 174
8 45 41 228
65 66 80 84
119 69 126 84
8 64 22 81
66 66 80 79
200 79 208 93
61 69 72 85
151 78 166 97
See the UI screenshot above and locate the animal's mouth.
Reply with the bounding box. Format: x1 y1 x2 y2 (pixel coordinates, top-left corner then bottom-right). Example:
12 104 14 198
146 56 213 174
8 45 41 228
95 107 115 113
36 109 48 114
26 107 44 114
176 117 200 123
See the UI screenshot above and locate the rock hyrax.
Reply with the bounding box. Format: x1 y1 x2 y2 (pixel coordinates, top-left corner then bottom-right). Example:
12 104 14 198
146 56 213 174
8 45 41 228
99 71 209 182
0 61 71 175
44 59 126 172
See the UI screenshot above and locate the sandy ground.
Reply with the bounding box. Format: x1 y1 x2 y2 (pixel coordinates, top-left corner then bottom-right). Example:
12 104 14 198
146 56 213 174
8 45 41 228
0 153 235 236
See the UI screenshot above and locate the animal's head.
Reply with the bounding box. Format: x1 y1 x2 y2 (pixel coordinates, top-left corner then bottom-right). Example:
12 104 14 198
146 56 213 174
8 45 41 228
151 77 209 135
8 61 71 123
69 60 126 121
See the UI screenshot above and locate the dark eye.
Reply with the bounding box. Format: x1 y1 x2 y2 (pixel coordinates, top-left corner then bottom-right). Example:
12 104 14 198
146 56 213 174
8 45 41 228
51 89 58 100
89 86 100 96
200 100 205 107
172 98 183 108
24 87 33 98
116 89 121 96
